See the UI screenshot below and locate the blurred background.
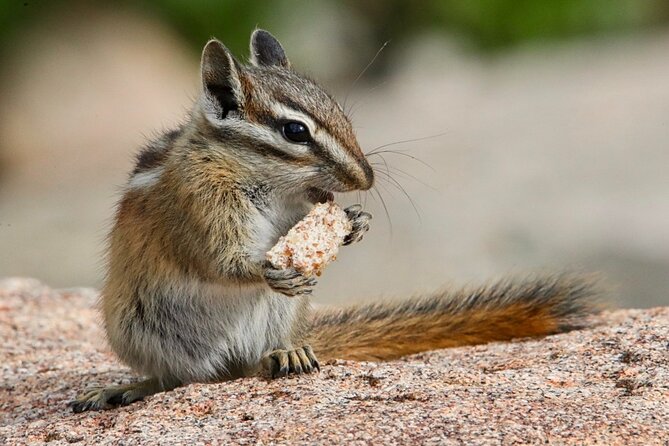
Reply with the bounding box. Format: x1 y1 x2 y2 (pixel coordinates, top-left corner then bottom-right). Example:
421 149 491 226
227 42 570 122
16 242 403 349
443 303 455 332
0 0 668 308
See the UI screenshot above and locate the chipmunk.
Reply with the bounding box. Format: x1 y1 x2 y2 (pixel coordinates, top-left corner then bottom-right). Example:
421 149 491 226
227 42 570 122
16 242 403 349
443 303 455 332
70 30 601 413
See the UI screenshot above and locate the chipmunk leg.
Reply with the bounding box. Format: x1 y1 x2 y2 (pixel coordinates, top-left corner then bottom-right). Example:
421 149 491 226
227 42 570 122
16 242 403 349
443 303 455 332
70 377 176 413
262 263 317 297
343 204 371 245
262 345 320 378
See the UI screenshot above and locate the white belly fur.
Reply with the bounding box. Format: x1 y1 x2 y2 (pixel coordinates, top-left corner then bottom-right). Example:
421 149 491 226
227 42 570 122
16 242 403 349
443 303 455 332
114 277 302 384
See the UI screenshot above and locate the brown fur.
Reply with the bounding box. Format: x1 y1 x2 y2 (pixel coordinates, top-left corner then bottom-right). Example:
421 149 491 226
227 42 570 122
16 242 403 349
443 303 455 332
310 274 602 362
71 30 603 414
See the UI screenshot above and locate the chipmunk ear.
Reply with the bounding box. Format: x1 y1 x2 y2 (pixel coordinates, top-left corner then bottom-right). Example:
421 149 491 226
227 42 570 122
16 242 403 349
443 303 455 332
250 29 290 68
200 39 243 119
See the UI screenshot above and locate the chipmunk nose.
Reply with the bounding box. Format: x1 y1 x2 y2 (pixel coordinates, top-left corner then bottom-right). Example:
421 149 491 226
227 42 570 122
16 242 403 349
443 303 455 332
345 156 374 191
358 159 374 191
336 142 374 191
336 158 374 192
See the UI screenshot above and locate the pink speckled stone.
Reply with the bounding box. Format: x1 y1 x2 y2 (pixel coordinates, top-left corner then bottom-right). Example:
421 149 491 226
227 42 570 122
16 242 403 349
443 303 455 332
1 278 667 445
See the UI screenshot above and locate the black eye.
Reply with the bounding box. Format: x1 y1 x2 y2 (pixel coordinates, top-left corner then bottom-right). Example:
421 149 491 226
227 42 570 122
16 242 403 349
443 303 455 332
282 121 311 144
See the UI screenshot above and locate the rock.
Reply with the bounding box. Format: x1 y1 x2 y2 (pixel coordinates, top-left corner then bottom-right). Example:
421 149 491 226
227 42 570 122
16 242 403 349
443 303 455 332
1 278 667 445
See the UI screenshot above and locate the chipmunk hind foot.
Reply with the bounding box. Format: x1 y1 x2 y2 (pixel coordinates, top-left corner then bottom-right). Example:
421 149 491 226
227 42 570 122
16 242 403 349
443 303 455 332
70 377 176 413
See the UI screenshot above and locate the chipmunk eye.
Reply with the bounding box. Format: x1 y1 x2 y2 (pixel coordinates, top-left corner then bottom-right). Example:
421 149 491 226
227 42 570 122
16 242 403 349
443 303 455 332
282 121 311 144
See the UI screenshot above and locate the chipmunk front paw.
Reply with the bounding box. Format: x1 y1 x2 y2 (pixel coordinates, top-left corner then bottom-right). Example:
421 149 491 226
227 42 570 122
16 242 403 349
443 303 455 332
343 204 372 245
262 345 320 378
262 262 317 296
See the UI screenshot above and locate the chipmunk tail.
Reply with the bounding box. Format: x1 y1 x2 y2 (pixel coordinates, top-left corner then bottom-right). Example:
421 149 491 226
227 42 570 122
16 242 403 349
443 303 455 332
310 273 605 362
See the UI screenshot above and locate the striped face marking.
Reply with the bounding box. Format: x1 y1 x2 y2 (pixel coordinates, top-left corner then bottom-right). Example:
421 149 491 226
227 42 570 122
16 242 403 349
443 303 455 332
198 36 374 192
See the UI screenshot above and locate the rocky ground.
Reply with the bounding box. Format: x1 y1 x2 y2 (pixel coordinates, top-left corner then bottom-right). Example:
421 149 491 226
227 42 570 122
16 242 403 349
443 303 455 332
1 278 667 445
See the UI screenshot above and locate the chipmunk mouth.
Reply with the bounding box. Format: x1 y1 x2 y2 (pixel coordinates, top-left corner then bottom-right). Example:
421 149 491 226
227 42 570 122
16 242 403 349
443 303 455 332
307 188 334 204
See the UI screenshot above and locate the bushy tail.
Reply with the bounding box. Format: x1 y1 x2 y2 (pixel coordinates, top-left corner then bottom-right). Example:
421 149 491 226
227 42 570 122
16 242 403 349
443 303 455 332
309 274 603 362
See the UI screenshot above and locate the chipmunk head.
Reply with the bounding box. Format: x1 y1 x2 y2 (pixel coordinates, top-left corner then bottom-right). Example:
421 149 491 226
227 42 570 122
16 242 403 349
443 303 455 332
195 29 374 201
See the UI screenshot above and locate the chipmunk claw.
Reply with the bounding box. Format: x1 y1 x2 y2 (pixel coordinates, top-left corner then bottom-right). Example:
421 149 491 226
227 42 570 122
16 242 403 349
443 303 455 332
262 346 320 379
263 262 317 297
69 378 171 413
344 204 371 246
70 384 140 413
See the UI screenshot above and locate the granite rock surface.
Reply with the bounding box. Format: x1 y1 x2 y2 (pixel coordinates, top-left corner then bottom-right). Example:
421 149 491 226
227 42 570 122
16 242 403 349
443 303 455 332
1 278 667 445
